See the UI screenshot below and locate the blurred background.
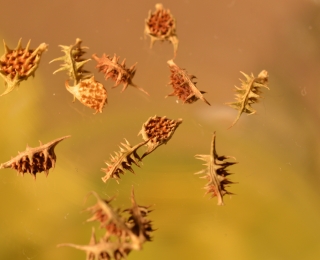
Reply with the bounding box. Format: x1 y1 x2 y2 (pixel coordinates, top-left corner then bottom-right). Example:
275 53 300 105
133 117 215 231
0 0 320 259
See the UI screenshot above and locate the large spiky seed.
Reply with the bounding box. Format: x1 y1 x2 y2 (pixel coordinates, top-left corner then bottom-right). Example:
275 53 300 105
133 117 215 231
58 188 155 259
0 135 70 179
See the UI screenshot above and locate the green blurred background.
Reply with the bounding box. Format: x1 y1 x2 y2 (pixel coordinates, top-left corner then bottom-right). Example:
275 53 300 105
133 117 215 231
0 0 320 259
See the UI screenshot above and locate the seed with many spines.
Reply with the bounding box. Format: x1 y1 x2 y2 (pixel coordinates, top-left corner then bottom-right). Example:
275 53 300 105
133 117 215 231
84 192 129 240
124 188 154 243
225 70 269 128
195 133 237 206
138 115 182 159
62 227 129 260
0 38 48 96
58 188 154 260
0 135 70 179
167 60 210 105
92 53 149 96
145 3 178 58
50 38 91 84
65 76 107 114
101 139 148 183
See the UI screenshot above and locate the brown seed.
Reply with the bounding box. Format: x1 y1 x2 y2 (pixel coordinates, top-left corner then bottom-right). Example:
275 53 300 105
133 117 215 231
0 38 47 96
138 115 182 158
92 53 149 96
65 76 108 114
195 133 237 206
0 136 70 179
144 3 179 58
166 59 210 105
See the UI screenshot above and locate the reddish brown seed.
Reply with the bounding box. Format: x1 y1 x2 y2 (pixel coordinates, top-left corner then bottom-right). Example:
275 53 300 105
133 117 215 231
144 3 179 58
92 53 149 96
166 59 210 105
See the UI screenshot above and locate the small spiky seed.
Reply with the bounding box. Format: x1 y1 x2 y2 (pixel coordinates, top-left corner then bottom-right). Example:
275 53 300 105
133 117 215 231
0 38 48 96
92 53 149 96
65 76 107 114
225 70 269 128
101 139 148 183
145 3 179 58
138 115 182 158
167 60 210 105
50 38 91 84
195 132 237 205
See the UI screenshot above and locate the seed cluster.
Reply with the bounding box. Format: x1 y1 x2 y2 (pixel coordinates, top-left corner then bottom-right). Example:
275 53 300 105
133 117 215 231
59 190 154 260
0 1 270 259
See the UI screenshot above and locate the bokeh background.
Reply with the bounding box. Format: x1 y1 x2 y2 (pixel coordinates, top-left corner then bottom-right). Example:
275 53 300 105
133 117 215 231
0 0 320 259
